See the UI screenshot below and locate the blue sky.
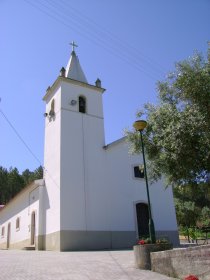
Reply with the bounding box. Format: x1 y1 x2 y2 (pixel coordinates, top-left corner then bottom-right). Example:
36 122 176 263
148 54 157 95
0 0 209 173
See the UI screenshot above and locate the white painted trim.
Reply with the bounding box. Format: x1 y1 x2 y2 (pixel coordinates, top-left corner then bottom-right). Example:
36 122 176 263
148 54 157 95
103 137 126 150
43 77 105 101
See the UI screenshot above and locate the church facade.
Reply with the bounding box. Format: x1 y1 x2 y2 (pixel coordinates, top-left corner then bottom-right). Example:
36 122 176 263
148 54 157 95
0 46 179 251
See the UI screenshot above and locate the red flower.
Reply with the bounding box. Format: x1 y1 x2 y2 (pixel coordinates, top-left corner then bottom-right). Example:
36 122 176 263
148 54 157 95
184 275 199 280
138 240 145 245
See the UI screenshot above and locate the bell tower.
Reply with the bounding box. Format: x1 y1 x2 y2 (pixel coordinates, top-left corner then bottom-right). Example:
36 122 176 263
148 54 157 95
42 43 106 250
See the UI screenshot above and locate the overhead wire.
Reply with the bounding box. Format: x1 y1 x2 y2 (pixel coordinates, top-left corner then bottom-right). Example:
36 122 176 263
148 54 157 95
23 0 166 81
1 1 167 186
0 107 42 167
24 0 157 80
43 0 165 77
51 0 168 74
0 105 60 189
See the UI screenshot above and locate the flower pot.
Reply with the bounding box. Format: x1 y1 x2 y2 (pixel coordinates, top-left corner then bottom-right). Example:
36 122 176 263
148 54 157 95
134 243 172 270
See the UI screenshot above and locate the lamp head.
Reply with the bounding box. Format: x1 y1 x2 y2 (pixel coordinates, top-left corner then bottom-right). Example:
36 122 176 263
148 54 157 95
133 120 147 131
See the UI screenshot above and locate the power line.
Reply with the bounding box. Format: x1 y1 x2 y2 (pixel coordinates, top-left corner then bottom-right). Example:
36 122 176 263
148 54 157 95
0 106 61 189
52 0 168 74
0 108 42 167
23 0 166 81
43 0 165 76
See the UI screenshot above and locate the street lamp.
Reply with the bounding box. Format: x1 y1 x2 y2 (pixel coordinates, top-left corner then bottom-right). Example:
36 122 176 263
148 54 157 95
133 120 156 243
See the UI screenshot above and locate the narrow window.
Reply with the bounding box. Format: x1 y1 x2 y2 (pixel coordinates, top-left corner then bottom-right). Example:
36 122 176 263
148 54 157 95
134 165 144 178
7 223 11 249
79 96 86 113
31 212 36 245
49 99 55 117
51 99 55 112
16 217 20 230
1 227 5 237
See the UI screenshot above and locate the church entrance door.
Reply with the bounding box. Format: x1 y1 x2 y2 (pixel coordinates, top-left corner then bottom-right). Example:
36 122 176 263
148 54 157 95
7 223 11 249
136 203 149 239
31 212 36 245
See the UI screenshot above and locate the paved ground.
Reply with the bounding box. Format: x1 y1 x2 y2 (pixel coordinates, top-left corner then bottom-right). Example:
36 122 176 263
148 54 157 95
0 250 179 280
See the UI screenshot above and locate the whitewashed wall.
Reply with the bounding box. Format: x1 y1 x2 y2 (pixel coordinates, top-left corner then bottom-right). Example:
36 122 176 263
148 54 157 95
104 139 178 234
42 71 178 249
44 77 178 238
59 79 106 231
43 85 61 236
0 180 43 249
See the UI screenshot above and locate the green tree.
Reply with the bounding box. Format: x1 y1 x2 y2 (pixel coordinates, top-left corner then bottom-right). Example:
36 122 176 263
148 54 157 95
174 183 210 229
0 167 8 204
199 206 210 227
0 165 43 204
175 199 199 228
174 188 210 241
126 47 210 187
32 165 43 181
22 166 43 185
7 167 24 201
173 183 210 209
22 168 33 185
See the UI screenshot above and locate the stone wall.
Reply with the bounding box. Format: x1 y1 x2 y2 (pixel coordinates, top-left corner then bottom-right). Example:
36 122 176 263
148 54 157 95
151 244 210 280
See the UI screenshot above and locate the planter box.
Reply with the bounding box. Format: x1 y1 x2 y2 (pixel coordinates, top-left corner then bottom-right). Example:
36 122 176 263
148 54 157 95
134 243 172 270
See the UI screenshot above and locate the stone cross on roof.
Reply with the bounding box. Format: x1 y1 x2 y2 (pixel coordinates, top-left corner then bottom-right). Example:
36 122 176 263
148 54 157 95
65 41 88 83
70 41 78 52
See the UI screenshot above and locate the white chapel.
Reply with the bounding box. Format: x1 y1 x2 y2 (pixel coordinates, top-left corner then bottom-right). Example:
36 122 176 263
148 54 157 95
0 45 179 251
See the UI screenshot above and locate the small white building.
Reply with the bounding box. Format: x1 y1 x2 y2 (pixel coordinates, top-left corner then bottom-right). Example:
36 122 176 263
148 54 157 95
0 46 179 251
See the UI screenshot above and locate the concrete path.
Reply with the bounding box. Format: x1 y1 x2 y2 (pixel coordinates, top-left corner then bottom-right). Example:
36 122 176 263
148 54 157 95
0 250 179 280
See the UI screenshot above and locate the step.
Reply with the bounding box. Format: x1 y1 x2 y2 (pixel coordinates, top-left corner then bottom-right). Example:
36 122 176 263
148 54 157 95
23 246 35 250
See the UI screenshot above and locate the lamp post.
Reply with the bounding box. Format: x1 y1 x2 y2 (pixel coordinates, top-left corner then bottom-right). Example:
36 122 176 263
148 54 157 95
133 120 156 243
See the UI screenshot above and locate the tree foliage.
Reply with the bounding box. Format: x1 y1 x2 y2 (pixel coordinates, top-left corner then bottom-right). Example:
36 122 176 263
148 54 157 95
0 165 43 205
174 183 210 228
126 47 210 187
125 47 210 229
